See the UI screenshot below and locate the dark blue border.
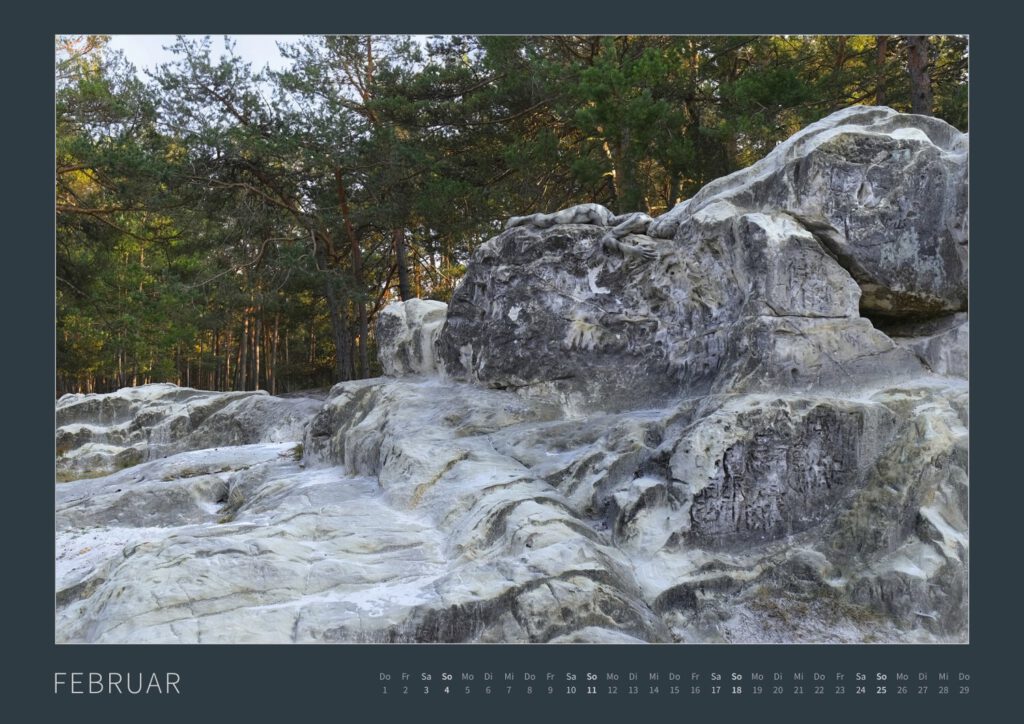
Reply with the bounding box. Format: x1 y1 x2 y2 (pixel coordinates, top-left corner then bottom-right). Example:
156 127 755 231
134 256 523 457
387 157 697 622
16 3 1012 721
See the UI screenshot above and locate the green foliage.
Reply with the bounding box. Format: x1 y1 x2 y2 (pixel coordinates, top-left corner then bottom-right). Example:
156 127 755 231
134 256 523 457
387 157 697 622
56 34 968 396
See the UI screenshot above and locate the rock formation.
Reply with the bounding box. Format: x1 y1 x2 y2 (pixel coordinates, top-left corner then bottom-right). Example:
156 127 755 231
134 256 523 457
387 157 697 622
55 107 968 644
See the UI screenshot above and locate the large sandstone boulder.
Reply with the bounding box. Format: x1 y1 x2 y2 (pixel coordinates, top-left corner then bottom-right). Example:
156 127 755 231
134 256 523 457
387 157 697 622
438 107 966 409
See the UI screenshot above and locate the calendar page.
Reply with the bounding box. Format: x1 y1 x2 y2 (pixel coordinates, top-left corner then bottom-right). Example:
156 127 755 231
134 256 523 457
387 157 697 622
32 8 1008 724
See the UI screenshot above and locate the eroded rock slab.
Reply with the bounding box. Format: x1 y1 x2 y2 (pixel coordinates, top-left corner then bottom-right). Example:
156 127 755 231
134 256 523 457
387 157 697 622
56 377 967 643
56 384 322 479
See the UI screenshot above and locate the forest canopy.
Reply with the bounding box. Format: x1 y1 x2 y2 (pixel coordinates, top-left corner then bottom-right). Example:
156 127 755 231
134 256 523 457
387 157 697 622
55 34 968 396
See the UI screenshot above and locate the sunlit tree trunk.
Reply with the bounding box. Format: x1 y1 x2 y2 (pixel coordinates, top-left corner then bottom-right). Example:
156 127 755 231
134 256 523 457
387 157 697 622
393 229 412 301
875 36 889 106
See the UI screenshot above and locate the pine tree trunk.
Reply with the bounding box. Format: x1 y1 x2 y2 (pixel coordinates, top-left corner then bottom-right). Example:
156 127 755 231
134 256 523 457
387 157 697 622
239 313 249 391
224 334 232 391
324 273 353 382
335 168 369 378
906 36 933 115
667 175 680 214
875 36 889 105
605 133 643 214
393 228 412 301
270 313 280 395
253 311 261 391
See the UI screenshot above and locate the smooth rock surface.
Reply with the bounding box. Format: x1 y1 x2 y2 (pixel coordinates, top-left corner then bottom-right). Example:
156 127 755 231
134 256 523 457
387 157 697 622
648 105 968 319
56 384 321 479
887 313 969 378
376 298 448 376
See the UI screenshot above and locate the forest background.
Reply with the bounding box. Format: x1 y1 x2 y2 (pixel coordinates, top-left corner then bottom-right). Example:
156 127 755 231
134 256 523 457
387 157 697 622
55 34 968 396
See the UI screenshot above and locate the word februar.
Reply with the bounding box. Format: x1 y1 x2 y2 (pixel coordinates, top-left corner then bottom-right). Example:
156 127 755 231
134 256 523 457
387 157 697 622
54 672 181 694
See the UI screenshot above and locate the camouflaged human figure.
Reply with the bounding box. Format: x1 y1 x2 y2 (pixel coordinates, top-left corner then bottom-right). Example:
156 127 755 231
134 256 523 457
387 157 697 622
506 203 660 261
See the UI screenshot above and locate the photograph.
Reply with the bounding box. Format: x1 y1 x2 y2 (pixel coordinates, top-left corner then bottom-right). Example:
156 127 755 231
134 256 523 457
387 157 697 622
55 34 969 649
